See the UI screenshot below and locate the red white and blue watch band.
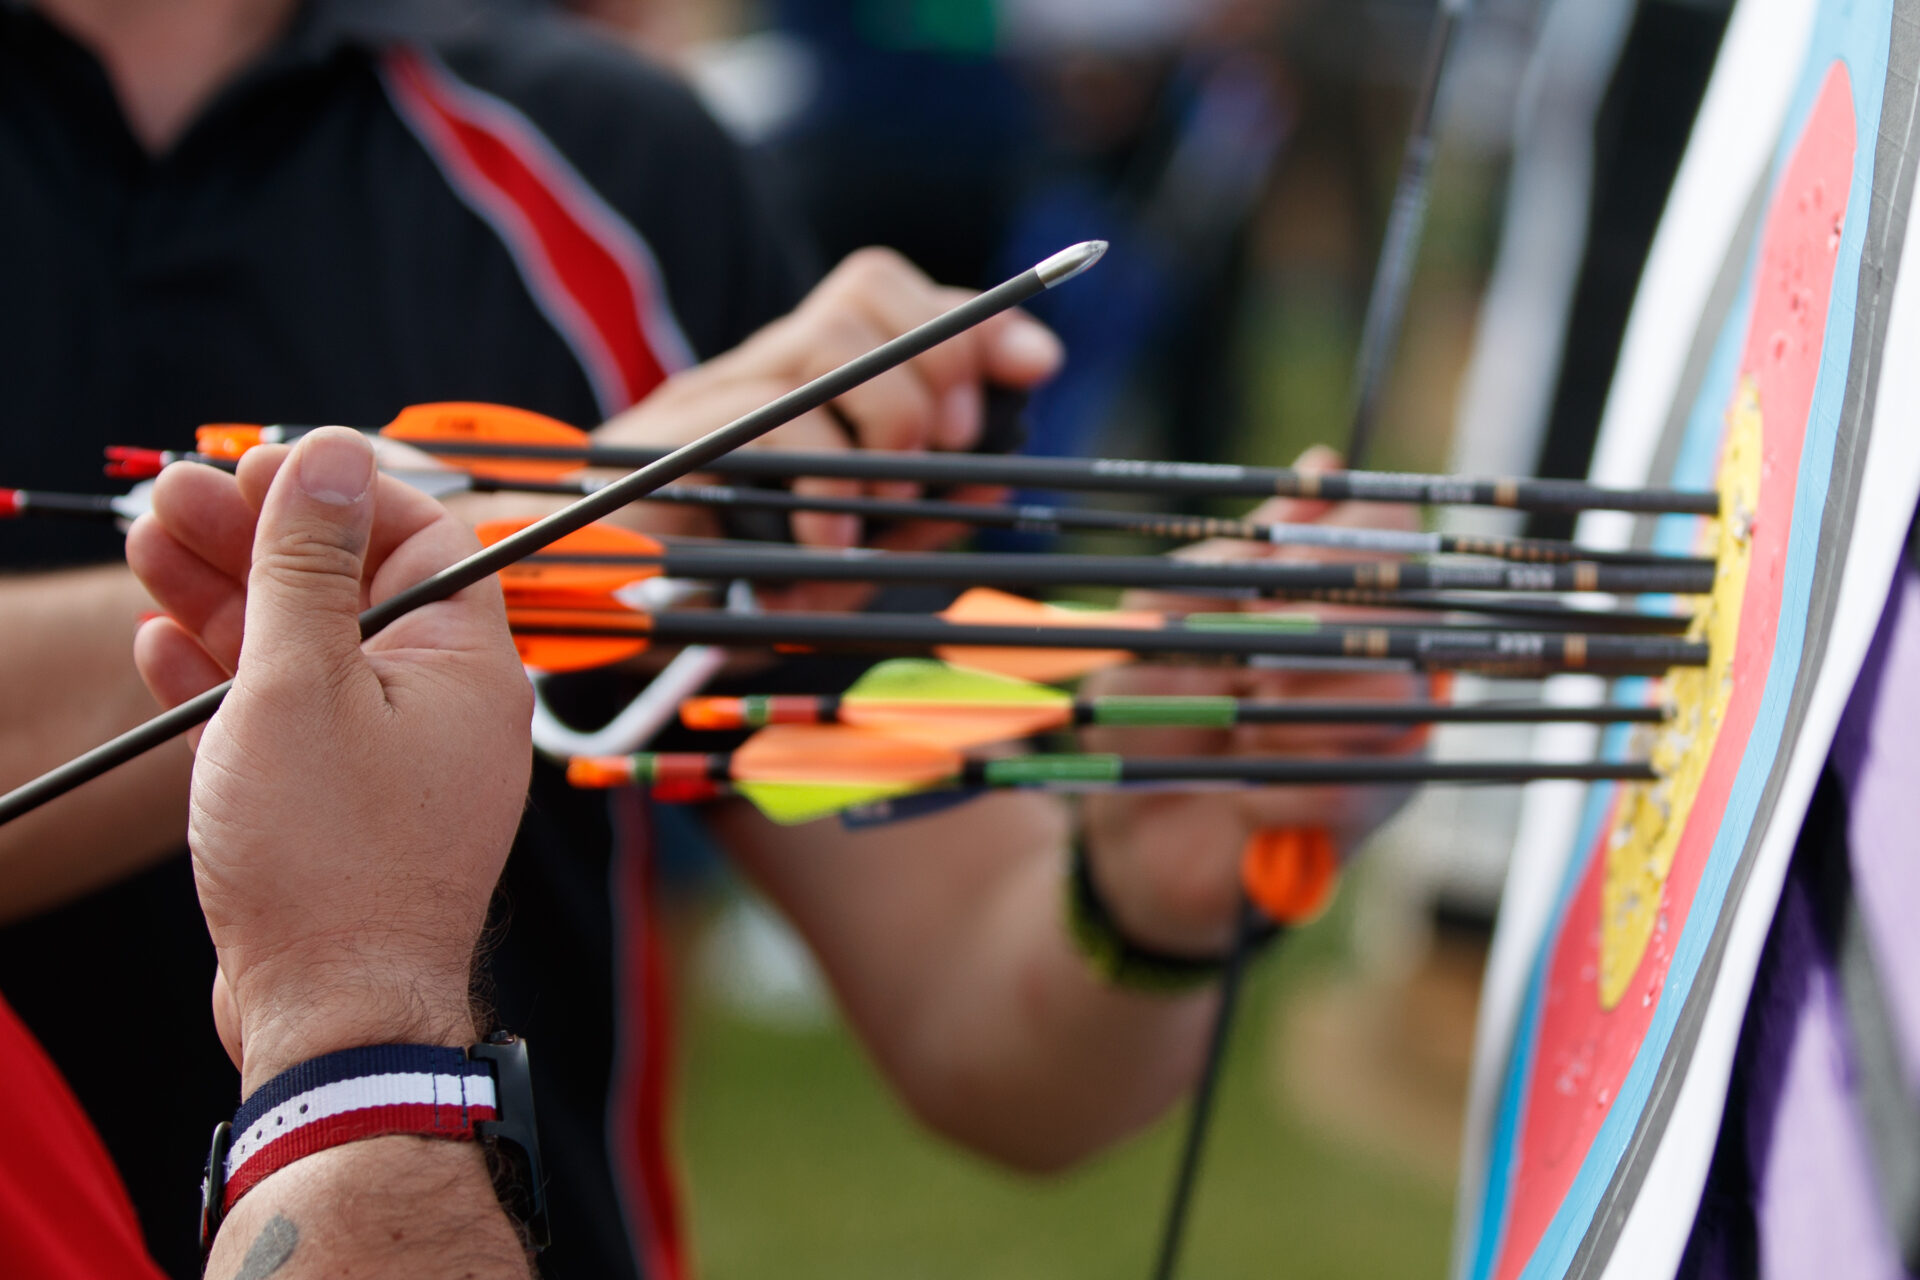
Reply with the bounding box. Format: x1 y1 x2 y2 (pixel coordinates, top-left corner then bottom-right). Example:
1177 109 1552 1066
220 1045 497 1209
200 1035 547 1255
199 1043 493 1242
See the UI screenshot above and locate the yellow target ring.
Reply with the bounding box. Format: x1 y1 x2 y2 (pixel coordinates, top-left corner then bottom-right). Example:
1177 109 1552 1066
1595 378 1760 1010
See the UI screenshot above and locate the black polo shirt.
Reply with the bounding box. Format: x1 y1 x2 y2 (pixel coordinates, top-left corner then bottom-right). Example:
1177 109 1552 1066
0 2 802 1275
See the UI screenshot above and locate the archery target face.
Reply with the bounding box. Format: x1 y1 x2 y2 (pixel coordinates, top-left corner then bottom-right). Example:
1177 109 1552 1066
1455 0 1920 1276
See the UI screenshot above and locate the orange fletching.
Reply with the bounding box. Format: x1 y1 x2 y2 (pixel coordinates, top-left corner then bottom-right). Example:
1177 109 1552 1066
506 603 652 672
497 587 639 611
730 725 959 787
478 517 664 598
1239 827 1339 925
935 588 1162 683
383 401 591 481
195 425 266 460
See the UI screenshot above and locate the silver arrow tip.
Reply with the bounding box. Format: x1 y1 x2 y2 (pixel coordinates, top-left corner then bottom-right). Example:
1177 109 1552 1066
1035 240 1109 288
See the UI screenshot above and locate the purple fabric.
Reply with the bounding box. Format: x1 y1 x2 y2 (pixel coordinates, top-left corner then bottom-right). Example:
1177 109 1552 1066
1680 558 1920 1279
1748 878 1906 1277
1831 561 1920 1093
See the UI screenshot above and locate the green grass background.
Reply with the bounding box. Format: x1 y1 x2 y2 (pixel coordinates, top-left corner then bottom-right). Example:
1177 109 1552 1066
676 907 1454 1279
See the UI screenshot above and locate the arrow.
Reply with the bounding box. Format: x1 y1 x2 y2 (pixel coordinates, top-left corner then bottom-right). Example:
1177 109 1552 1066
475 517 1708 639
561 724 1659 824
478 519 1716 598
122 447 1713 569
247 450 1704 564
499 584 1708 680
104 450 1705 570
475 478 1704 567
0 240 1113 826
40 471 1716 619
674 658 1667 749
180 401 1719 516
0 486 150 523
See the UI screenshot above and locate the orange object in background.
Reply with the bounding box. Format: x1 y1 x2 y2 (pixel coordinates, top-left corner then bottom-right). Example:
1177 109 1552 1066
1240 827 1338 925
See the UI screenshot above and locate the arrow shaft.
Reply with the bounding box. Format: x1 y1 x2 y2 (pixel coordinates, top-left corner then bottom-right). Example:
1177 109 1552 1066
617 752 1658 789
462 476 1701 568
706 694 1665 730
0 489 122 521
513 608 1708 673
530 547 1715 595
387 440 1717 515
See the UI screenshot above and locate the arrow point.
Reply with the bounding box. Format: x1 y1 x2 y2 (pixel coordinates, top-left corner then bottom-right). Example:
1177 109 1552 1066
1036 240 1108 288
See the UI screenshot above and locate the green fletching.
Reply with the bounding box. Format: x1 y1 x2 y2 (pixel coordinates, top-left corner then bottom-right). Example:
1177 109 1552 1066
1184 613 1321 633
1091 696 1239 728
844 658 1070 707
737 780 925 825
983 754 1124 786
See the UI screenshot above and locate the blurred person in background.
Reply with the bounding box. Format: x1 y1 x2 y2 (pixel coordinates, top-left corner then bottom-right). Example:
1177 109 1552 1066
0 0 1426 1276
594 0 1479 530
627 0 1311 478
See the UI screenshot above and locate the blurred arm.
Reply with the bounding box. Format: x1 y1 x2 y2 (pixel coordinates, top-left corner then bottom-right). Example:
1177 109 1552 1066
714 793 1217 1173
0 564 188 922
713 476 1423 1172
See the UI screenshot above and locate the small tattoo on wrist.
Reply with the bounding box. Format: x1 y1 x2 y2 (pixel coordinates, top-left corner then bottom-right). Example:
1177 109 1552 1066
234 1212 298 1279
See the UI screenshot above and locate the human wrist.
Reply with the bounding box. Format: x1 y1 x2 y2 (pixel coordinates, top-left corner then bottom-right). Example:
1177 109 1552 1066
1065 842 1276 993
235 970 479 1095
1078 806 1241 956
204 1038 546 1262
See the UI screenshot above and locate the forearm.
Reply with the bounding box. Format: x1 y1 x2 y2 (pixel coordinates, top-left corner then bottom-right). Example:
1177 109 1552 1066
892 838 1219 1171
206 1138 531 1280
720 794 1217 1172
0 564 190 920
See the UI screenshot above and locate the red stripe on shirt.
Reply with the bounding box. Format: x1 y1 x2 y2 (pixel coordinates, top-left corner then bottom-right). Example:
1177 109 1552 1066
380 48 694 416
610 793 687 1280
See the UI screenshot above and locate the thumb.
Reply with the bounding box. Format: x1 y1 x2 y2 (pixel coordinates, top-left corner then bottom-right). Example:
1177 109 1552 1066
242 427 378 671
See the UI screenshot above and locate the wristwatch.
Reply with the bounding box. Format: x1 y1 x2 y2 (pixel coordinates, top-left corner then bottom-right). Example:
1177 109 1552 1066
199 1032 548 1253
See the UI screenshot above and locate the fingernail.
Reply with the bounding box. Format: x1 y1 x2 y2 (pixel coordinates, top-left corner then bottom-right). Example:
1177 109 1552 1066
998 319 1064 373
939 384 982 450
297 430 374 505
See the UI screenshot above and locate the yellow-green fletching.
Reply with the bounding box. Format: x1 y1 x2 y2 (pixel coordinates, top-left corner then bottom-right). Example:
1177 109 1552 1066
842 658 1072 707
737 779 936 825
